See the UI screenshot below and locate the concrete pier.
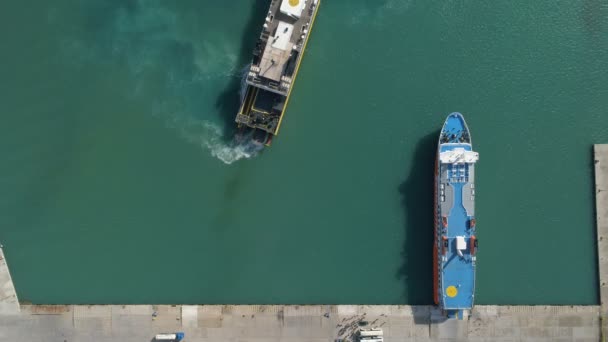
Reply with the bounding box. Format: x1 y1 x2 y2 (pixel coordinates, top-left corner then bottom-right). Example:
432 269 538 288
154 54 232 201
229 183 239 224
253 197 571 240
0 304 600 341
0 247 19 315
595 144 608 336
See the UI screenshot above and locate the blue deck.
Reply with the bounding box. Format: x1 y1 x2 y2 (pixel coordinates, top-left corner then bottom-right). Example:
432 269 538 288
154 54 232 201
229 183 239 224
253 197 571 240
437 113 476 318
440 112 472 151
441 180 475 309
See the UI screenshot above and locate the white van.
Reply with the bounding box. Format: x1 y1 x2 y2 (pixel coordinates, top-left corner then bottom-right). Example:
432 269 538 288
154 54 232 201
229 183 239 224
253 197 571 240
359 328 383 342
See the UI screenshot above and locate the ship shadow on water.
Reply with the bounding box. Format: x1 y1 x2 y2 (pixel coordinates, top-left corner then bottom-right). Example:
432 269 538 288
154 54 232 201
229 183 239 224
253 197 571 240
215 0 270 143
581 0 607 38
397 130 439 323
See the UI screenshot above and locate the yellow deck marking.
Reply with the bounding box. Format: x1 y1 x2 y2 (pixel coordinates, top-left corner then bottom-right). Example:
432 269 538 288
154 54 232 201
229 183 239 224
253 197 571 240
446 286 458 298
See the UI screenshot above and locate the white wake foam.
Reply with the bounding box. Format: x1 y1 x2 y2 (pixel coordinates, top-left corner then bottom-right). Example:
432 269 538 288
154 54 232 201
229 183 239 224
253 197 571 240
166 116 262 165
63 0 260 165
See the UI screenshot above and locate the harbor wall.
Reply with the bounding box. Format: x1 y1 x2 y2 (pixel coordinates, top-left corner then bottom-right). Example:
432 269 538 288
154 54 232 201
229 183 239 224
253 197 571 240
0 304 601 341
0 247 19 315
595 144 608 338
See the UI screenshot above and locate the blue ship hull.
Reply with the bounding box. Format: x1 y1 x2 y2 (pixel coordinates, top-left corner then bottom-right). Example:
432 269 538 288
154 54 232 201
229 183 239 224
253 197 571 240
433 113 479 319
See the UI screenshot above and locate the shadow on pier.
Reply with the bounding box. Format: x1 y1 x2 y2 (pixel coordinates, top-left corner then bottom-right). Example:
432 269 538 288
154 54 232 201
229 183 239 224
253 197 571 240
215 0 269 142
397 131 438 320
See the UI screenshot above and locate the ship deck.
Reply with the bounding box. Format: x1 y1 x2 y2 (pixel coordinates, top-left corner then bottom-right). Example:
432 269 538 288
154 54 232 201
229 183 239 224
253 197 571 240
248 0 317 92
437 113 477 315
236 0 320 138
440 174 475 310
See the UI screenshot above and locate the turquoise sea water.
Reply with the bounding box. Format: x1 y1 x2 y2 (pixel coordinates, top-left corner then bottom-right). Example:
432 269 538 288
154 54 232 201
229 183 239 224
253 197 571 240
0 0 606 304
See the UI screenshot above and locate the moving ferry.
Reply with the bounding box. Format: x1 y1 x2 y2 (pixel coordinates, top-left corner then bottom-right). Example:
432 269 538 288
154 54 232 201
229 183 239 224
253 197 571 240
235 0 320 145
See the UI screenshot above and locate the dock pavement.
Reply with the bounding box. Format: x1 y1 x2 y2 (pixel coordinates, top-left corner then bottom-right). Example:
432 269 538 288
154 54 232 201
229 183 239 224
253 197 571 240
0 246 19 315
0 304 600 341
595 144 608 338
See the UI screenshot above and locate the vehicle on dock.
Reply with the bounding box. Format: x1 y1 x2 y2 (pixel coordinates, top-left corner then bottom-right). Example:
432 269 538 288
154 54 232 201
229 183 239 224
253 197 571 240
359 328 383 342
235 0 320 146
434 112 479 320
154 332 184 341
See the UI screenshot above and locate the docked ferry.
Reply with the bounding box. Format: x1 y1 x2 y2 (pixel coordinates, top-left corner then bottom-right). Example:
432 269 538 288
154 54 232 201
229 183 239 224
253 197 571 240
235 0 320 145
434 113 479 319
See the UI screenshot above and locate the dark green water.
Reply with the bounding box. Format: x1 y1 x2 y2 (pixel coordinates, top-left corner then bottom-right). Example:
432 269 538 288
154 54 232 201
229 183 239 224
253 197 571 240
1 0 606 304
